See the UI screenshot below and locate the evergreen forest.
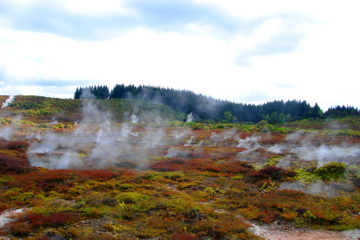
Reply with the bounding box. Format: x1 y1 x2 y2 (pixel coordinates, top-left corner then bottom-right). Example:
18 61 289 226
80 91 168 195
74 84 360 123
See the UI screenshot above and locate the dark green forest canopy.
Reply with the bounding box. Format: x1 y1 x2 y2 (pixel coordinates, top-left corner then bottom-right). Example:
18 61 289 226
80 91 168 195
74 85 109 100
74 84 359 123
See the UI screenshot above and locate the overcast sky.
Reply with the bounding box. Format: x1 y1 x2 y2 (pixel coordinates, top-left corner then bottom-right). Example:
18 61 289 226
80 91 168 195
0 0 359 110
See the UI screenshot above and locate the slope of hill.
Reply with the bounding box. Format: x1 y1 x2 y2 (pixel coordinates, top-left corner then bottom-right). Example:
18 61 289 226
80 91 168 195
1 94 360 239
0 95 185 124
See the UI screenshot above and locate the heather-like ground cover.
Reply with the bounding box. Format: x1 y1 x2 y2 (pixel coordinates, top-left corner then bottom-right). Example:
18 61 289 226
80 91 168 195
1 97 360 239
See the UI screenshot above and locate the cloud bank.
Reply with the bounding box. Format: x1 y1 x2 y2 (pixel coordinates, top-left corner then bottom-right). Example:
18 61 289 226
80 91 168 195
0 0 359 109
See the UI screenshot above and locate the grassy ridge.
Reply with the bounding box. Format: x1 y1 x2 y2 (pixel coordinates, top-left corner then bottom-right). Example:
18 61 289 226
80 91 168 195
0 95 185 123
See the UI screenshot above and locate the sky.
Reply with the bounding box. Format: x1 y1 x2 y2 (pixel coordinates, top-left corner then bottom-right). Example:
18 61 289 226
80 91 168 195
0 0 359 110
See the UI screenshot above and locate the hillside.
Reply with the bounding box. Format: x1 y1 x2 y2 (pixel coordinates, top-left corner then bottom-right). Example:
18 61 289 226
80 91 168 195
0 95 360 239
0 95 185 124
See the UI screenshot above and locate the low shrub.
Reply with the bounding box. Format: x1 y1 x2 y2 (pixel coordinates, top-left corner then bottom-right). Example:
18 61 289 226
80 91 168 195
9 222 32 237
172 231 199 240
116 192 148 203
246 166 297 182
0 140 29 151
314 162 348 181
8 210 80 237
150 159 187 172
0 153 35 174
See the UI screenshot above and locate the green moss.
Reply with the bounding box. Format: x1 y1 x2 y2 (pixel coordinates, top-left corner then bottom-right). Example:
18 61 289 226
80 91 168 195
2 187 23 200
293 161 320 183
230 175 244 180
314 162 348 181
116 192 149 204
265 155 282 167
177 181 200 190
54 123 64 129
162 171 185 181
204 187 225 195
141 171 163 181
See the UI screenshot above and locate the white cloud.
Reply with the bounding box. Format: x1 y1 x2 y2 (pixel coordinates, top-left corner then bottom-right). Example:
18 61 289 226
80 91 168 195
0 0 359 110
232 18 284 50
62 0 137 17
0 26 237 95
63 0 122 13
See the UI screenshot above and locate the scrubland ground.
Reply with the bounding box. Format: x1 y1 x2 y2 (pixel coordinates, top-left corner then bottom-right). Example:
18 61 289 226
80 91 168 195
1 98 360 239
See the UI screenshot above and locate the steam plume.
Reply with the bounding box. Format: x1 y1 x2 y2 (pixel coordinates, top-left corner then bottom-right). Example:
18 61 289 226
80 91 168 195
1 95 15 109
131 114 139 123
186 113 194 123
236 135 261 154
26 99 172 170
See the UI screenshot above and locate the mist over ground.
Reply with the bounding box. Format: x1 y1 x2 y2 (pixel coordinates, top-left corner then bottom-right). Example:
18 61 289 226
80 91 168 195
25 100 179 170
1 94 360 199
1 99 359 171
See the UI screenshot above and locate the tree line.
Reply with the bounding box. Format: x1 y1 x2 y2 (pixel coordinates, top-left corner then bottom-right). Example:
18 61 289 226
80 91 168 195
74 84 359 123
74 85 109 100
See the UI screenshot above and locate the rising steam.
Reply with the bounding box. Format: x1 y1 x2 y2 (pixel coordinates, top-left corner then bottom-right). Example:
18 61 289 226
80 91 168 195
1 94 356 180
1 95 15 109
267 130 360 166
186 113 194 123
236 135 261 155
26 99 179 170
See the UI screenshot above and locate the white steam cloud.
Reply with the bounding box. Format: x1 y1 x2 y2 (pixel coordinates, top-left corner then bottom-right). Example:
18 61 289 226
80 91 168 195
210 129 238 146
0 116 22 140
165 147 190 158
184 135 196 147
186 113 194 123
27 100 169 169
0 126 14 140
267 130 360 166
279 180 355 198
236 135 261 155
173 129 190 139
131 114 139 123
1 95 15 109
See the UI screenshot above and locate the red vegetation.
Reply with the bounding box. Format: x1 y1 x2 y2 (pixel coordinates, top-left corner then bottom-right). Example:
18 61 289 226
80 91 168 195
204 166 221 173
150 158 215 172
260 133 286 144
247 166 297 182
219 161 254 174
239 132 253 139
7 168 134 196
0 203 10 215
0 140 29 152
10 170 78 192
9 211 80 235
150 157 254 175
257 179 271 188
172 231 199 240
246 171 269 181
78 169 121 181
277 189 306 198
0 140 34 174
150 159 187 172
0 153 35 174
